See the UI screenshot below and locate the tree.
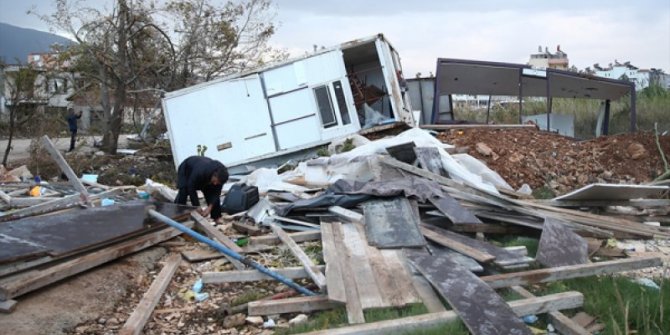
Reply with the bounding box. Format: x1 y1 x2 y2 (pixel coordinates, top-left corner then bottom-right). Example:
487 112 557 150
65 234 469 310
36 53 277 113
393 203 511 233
1 64 39 166
35 0 282 154
166 0 282 88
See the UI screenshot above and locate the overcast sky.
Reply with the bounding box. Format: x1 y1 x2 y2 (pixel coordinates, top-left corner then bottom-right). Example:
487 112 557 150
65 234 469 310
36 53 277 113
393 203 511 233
1 0 669 76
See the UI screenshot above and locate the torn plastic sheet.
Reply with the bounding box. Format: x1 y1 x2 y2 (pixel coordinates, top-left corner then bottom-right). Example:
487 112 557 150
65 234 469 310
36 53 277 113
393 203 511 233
244 168 310 195
329 177 444 203
274 193 371 217
452 154 512 190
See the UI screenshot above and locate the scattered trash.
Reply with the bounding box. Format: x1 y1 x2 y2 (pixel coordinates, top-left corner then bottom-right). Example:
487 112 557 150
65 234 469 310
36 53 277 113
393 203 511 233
522 314 539 324
100 198 115 206
263 318 276 329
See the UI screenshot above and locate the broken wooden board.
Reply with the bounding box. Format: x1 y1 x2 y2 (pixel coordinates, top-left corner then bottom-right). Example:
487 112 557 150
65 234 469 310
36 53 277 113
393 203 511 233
270 223 327 291
181 249 226 262
536 219 588 267
420 226 495 263
249 231 321 246
0 299 17 313
510 286 590 335
362 197 426 248
191 212 244 270
41 135 91 204
303 291 583 335
201 265 325 284
332 221 365 324
320 219 346 303
339 222 421 309
0 222 193 300
118 253 181 335
426 243 484 273
429 194 483 225
415 147 448 177
553 183 669 201
421 224 530 267
481 256 663 289
247 295 339 316
328 206 363 223
407 250 533 335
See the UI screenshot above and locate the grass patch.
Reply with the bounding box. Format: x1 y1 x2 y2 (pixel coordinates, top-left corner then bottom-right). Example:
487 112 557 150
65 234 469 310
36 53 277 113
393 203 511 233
532 186 555 199
230 290 266 307
492 236 540 258
280 304 431 334
534 276 670 334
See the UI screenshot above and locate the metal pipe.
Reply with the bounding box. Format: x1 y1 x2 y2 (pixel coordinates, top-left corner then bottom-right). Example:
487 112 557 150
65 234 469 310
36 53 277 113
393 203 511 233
147 209 317 296
518 68 523 124
630 85 637 133
546 72 552 132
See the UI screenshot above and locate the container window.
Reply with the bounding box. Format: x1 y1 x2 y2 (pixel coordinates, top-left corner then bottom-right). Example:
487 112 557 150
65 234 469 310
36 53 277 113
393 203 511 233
332 81 351 125
314 85 337 127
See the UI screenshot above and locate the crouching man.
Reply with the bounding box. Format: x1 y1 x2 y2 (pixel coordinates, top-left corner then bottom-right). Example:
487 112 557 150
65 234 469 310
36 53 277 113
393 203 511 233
174 156 228 223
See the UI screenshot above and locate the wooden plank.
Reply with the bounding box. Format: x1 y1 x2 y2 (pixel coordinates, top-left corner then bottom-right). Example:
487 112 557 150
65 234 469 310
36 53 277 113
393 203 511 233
233 222 263 236
511 286 590 335
408 251 533 335
0 188 124 222
378 248 422 305
191 212 243 252
0 190 11 204
320 220 346 303
409 271 446 313
0 299 17 313
420 226 495 263
422 224 530 266
181 249 226 262
272 216 320 228
429 195 483 225
303 291 584 335
118 253 181 335
328 206 363 223
536 219 588 267
247 295 339 316
340 222 384 309
0 256 53 277
249 231 321 246
41 135 90 204
191 212 245 270
332 222 365 324
0 222 192 300
201 265 325 284
482 256 663 289
270 223 326 291
9 197 61 208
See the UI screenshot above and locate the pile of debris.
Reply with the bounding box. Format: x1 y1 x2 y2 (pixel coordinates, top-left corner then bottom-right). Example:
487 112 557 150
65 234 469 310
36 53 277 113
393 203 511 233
437 127 670 194
1 130 669 335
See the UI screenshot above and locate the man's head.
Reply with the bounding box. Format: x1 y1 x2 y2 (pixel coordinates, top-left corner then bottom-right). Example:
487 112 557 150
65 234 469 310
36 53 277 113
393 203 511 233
210 167 229 186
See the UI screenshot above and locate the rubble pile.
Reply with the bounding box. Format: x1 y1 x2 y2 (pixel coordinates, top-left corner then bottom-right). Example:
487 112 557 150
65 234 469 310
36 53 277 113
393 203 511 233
438 128 670 194
1 130 669 335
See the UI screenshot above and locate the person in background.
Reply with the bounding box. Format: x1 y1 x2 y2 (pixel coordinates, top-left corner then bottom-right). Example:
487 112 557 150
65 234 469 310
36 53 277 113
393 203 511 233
174 156 229 223
67 109 82 152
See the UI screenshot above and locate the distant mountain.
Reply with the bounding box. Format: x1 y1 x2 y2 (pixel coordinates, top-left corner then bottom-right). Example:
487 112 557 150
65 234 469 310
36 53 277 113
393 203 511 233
0 22 74 64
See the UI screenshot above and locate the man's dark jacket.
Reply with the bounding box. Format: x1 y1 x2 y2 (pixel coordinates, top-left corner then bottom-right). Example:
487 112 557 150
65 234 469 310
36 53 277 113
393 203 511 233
176 156 226 207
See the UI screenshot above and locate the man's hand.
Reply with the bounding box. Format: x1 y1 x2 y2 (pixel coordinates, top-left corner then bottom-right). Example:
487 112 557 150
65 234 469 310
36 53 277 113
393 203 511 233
198 204 214 218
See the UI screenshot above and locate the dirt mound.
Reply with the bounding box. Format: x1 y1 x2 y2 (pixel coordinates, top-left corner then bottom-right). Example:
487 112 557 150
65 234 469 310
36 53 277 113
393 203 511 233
438 128 670 195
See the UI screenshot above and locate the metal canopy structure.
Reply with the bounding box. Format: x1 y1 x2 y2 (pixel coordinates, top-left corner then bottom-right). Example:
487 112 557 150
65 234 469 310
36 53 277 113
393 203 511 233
432 58 637 134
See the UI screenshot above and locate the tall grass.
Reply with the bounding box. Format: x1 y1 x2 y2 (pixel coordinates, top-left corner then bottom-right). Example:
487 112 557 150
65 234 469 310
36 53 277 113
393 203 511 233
454 85 670 139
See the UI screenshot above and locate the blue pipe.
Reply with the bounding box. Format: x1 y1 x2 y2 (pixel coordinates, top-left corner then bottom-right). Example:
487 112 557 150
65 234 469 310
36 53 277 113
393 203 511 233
147 209 316 296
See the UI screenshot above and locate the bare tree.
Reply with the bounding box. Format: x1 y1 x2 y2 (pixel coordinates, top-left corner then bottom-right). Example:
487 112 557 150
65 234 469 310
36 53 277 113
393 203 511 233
34 0 282 154
1 63 39 166
166 0 283 88
34 0 174 154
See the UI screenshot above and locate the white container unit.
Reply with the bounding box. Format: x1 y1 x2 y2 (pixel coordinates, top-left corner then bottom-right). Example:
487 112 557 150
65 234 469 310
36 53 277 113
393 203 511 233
163 34 414 170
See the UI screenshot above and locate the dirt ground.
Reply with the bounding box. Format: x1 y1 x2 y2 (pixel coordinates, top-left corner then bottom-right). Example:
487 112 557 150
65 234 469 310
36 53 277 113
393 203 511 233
0 247 167 335
438 128 670 195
